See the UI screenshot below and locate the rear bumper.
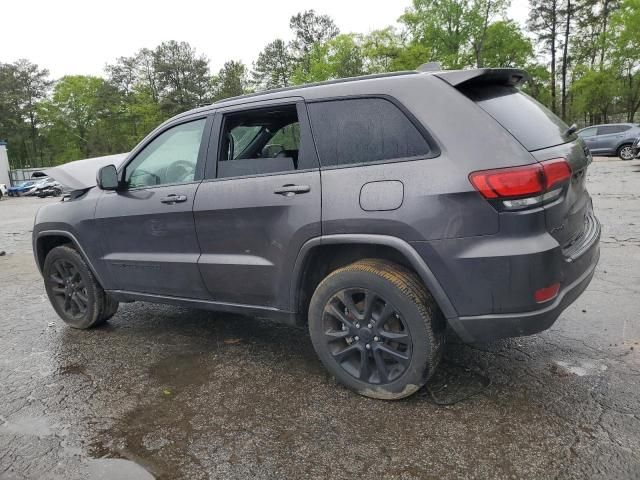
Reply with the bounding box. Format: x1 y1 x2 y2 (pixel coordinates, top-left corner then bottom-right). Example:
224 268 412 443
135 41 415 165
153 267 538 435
454 245 599 342
410 210 601 343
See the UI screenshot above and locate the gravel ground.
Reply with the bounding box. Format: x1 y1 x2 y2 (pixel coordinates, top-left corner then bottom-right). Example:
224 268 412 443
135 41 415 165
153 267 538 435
0 158 639 480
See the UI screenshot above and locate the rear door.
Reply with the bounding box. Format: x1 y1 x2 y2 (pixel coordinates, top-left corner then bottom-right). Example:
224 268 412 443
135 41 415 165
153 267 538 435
594 125 627 154
95 115 213 298
193 99 321 310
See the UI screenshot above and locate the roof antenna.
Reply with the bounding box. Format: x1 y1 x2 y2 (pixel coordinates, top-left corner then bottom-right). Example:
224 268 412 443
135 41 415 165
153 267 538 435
417 62 442 72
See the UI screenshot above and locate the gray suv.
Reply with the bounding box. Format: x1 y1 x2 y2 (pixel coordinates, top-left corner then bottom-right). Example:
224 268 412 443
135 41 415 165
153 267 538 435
577 123 640 160
33 68 600 399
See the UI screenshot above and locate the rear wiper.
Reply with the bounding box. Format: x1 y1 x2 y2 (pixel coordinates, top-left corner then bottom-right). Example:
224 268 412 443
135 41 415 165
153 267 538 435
565 123 578 136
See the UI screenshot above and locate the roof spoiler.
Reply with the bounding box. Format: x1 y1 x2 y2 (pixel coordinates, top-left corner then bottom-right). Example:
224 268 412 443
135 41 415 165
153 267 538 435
432 68 529 88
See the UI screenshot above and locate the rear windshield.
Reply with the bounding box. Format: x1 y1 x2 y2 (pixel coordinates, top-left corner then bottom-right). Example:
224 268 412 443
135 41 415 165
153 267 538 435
461 85 575 151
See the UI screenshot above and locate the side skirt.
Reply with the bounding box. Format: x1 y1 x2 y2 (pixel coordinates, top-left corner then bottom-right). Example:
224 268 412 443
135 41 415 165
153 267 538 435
106 290 298 326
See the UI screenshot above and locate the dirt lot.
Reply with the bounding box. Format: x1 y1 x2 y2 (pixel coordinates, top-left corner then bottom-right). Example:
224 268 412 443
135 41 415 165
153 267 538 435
1 158 639 480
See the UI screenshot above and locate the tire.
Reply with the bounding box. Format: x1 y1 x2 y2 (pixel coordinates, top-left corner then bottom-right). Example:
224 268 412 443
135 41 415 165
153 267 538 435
617 144 634 160
308 259 444 400
43 245 118 329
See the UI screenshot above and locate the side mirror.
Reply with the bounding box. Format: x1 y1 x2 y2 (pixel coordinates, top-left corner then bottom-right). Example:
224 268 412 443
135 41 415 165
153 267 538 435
97 164 119 190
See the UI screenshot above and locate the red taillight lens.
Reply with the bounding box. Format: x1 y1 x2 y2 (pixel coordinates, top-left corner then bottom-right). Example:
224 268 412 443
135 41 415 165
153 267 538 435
469 164 544 199
541 158 572 190
534 283 560 303
469 158 572 200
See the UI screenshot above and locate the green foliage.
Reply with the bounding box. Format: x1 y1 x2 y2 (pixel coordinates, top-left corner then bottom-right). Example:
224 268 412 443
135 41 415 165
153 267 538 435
570 67 620 122
292 34 365 84
252 39 295 90
480 20 534 67
212 61 249 101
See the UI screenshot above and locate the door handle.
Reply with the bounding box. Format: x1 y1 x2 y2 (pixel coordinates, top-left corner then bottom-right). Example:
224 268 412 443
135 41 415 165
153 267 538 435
274 184 311 197
160 194 187 204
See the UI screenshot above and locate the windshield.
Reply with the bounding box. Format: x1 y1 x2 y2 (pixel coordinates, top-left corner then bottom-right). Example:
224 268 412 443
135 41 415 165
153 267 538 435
461 85 576 151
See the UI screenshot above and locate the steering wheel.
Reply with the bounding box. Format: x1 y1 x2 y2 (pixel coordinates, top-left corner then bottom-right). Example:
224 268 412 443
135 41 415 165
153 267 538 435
165 160 196 183
129 168 161 187
262 144 285 158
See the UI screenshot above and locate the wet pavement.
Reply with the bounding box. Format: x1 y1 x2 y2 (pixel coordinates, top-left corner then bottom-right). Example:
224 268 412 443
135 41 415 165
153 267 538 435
1 159 639 480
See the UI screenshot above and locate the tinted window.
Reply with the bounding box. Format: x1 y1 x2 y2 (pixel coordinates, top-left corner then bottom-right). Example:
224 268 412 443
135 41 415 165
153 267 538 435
218 105 304 178
307 98 431 167
126 119 206 188
578 127 597 138
597 125 627 135
461 85 574 151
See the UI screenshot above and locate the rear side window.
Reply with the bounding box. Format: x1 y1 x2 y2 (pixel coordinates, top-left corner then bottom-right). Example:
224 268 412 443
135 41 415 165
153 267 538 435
461 85 575 151
597 125 629 135
307 98 431 167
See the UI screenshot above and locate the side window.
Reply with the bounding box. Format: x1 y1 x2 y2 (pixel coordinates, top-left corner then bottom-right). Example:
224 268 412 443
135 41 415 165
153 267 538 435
218 105 303 178
597 125 623 136
307 98 431 167
578 127 597 138
125 119 206 188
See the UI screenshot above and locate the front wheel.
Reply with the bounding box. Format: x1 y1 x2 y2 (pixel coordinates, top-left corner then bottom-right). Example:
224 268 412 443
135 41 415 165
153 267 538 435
43 245 119 329
618 144 634 160
308 259 443 400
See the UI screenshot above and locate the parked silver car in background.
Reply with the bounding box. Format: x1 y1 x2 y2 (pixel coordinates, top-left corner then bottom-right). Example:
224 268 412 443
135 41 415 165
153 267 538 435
577 123 640 160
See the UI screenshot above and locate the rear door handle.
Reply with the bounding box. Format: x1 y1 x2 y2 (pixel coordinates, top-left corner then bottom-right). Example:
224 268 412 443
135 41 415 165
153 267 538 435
160 194 187 204
274 184 311 196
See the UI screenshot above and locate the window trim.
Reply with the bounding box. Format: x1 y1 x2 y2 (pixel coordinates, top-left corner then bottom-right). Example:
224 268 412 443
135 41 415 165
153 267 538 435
305 94 441 170
203 97 320 181
116 114 214 192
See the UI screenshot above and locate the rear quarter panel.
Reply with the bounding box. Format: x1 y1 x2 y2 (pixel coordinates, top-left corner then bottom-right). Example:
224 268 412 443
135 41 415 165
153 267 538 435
314 74 537 241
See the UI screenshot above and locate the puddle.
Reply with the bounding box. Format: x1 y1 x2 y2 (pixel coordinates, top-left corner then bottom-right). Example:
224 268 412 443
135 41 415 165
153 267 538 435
86 458 155 480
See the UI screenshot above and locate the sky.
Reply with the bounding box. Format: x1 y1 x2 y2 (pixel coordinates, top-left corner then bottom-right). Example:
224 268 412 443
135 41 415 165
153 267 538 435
1 0 531 79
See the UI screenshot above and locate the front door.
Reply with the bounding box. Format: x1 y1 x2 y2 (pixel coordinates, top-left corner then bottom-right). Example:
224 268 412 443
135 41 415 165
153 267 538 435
95 116 212 299
194 100 321 310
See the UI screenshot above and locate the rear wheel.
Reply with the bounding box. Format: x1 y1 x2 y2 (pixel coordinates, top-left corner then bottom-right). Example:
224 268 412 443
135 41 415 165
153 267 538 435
308 259 443 400
618 144 634 160
43 245 118 329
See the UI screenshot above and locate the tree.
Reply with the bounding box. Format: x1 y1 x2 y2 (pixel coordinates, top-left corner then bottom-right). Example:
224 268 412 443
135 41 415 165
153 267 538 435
213 61 249 101
571 67 619 123
252 39 294 90
289 10 340 75
560 0 575 119
362 27 408 73
293 34 365 84
528 0 562 113
469 0 510 67
610 0 640 121
152 41 211 115
39 76 123 162
0 60 52 168
400 0 508 69
480 20 534 67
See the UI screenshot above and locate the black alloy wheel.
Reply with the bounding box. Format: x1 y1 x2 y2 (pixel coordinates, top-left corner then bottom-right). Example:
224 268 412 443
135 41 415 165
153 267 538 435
322 288 412 385
48 258 89 320
308 259 443 400
43 245 118 328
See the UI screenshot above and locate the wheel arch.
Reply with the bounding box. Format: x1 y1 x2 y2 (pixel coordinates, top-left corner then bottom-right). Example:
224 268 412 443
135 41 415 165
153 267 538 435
34 230 106 287
290 234 465 335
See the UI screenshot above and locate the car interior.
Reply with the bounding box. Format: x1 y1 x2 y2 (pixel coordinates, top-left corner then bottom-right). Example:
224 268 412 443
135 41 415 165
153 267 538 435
218 105 301 178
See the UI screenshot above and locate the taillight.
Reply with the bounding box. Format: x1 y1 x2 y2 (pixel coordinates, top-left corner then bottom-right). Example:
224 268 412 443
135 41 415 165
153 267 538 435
469 158 571 210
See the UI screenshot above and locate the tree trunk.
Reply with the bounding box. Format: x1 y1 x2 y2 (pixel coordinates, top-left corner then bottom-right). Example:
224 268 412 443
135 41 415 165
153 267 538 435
550 0 558 114
561 0 571 121
600 0 610 67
